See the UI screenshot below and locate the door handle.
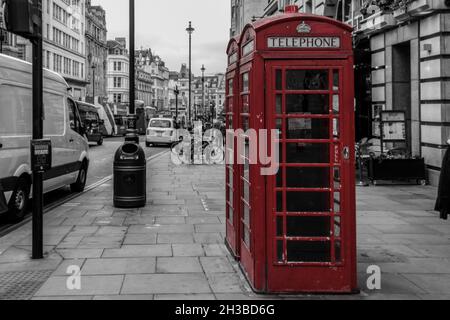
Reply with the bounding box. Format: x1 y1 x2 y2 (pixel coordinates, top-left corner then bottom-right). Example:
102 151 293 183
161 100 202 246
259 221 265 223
69 138 74 143
0 143 3 149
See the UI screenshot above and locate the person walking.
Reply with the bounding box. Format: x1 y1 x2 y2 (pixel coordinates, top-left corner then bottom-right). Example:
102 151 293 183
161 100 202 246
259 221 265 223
435 139 450 220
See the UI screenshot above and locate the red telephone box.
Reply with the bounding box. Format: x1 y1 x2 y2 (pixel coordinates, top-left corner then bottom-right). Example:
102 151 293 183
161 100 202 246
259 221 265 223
226 7 357 293
225 36 241 259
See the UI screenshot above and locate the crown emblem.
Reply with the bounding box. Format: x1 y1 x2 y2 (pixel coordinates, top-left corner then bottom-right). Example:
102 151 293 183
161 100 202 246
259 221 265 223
297 21 312 33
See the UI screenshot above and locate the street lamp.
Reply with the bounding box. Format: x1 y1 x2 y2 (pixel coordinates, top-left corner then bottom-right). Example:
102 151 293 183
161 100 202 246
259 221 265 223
174 85 180 121
201 64 205 122
186 21 194 126
126 0 138 144
91 64 96 104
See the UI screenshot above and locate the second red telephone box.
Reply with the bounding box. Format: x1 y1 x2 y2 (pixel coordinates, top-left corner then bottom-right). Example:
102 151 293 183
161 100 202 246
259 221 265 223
226 6 357 294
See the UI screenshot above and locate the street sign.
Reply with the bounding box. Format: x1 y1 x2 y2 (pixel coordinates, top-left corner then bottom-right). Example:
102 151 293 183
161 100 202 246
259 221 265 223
30 139 52 172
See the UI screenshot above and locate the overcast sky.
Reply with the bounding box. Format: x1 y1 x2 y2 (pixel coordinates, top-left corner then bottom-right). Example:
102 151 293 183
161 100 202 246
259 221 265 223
92 0 231 75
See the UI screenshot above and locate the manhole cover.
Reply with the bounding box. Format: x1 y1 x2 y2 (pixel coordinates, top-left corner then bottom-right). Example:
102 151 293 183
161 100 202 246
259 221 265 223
0 270 53 300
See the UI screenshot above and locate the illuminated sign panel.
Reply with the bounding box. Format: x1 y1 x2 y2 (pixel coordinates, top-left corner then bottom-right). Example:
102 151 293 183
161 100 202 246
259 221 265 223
267 37 341 49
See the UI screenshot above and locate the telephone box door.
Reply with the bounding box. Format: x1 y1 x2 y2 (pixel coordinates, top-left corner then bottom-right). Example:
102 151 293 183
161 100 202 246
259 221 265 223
265 60 356 293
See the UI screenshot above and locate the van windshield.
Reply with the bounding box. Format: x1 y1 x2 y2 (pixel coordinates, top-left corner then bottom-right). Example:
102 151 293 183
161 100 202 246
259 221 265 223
149 120 171 128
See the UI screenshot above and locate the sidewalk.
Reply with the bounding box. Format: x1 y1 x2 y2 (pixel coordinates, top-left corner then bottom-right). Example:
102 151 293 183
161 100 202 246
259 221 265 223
0 152 449 300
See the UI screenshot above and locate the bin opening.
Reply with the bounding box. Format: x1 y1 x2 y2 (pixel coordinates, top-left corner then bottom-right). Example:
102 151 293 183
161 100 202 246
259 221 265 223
121 143 139 155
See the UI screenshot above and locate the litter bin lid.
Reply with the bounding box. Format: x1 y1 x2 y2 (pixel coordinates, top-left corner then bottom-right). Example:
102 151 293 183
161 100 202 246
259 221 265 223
114 142 146 165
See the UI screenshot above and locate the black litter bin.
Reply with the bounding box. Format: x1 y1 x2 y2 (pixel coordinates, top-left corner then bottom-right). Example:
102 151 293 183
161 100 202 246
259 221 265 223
114 143 146 208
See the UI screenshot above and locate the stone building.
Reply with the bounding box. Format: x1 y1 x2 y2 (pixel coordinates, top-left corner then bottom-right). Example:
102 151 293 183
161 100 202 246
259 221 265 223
85 0 108 105
135 48 170 111
106 38 129 115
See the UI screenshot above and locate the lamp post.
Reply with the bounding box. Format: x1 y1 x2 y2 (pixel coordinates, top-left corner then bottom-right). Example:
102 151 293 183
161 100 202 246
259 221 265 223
201 64 205 122
174 85 180 121
91 64 96 104
126 0 138 143
186 21 194 126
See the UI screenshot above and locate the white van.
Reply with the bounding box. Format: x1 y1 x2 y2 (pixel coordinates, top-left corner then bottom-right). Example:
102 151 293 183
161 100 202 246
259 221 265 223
0 54 89 221
145 118 177 147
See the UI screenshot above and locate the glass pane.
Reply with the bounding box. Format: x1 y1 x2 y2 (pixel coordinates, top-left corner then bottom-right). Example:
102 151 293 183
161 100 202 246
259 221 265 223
243 204 250 226
277 240 284 262
333 71 339 91
244 227 250 247
242 95 250 113
286 70 329 90
244 181 250 203
228 115 233 130
286 143 330 164
229 79 234 95
276 169 283 188
286 118 330 139
276 119 283 132
286 167 330 188
242 73 249 92
334 192 341 213
333 95 340 114
287 216 331 237
287 241 331 262
334 167 341 189
334 217 341 237
287 94 329 115
276 70 282 90
277 216 284 237
277 192 283 212
242 117 249 131
276 95 282 114
335 241 342 262
286 192 331 212
228 206 233 223
333 118 339 138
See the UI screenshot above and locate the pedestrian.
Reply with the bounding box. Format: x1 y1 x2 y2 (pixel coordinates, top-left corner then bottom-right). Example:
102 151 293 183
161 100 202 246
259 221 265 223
435 139 450 220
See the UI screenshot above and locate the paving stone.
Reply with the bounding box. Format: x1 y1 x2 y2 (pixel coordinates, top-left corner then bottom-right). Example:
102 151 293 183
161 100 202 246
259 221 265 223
402 274 450 294
123 234 157 245
82 258 156 275
52 259 86 276
204 244 229 257
207 273 244 293
200 257 235 273
195 224 225 233
35 275 124 296
156 257 202 273
357 273 426 295
157 233 194 244
155 217 186 225
194 233 224 244
102 245 172 258
121 274 211 294
56 249 104 259
128 225 194 234
172 244 205 257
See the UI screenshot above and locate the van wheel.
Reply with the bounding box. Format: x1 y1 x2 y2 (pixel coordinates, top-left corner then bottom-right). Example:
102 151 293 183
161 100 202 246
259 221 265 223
71 162 88 193
97 137 104 146
7 177 30 222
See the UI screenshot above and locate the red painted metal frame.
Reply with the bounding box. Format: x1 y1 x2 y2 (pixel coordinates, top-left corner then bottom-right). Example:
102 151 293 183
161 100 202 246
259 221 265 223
225 37 241 260
230 13 357 294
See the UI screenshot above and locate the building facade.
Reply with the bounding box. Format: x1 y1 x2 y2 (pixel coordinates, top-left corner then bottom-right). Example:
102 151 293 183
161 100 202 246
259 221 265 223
136 49 170 111
355 0 450 185
230 0 268 37
0 8 20 58
106 38 129 114
85 0 108 105
136 68 153 107
41 0 88 100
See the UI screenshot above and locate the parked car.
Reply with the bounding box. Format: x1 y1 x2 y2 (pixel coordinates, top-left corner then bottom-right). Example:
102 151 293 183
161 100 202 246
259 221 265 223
77 101 104 146
0 54 90 222
146 118 177 147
